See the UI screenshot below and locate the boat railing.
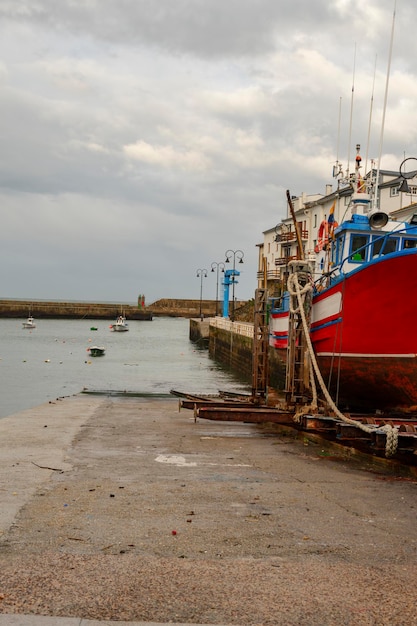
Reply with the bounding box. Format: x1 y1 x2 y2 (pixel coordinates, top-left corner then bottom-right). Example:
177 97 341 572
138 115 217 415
209 316 254 338
314 226 413 292
343 228 409 269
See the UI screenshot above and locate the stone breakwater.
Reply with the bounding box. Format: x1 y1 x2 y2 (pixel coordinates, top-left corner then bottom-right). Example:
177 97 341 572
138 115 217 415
0 298 248 320
0 299 153 320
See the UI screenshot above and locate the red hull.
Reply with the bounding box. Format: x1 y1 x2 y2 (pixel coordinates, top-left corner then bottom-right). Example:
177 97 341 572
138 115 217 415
271 252 417 410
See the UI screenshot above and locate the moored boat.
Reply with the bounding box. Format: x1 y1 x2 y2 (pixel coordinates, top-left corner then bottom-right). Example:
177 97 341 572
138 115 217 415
87 346 106 357
269 151 417 411
22 316 36 329
110 315 129 332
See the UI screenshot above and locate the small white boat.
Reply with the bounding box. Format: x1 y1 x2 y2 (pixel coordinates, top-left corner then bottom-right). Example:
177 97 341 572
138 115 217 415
87 346 106 357
110 315 129 332
22 316 36 329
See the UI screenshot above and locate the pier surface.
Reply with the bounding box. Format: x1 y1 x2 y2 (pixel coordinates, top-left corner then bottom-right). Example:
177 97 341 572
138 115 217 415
0 396 416 625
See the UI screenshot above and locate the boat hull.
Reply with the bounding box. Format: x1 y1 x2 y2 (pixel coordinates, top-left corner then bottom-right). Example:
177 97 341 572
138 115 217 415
110 316 129 332
88 347 105 357
270 252 417 410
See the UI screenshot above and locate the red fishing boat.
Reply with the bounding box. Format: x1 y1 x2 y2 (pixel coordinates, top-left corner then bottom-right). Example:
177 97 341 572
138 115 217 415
269 157 417 411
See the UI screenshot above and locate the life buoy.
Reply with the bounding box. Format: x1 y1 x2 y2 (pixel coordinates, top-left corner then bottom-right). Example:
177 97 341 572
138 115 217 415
314 219 338 253
315 220 329 253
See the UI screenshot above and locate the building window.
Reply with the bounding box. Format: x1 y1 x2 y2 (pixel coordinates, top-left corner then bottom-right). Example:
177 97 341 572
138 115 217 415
410 186 417 195
314 214 317 228
390 186 399 197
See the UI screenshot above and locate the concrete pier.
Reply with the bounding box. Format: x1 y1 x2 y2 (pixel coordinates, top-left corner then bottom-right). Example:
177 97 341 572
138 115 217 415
0 395 416 624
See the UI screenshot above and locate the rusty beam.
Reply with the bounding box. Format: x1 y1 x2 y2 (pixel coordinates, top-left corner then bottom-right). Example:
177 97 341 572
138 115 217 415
180 400 256 411
196 406 295 425
302 416 338 431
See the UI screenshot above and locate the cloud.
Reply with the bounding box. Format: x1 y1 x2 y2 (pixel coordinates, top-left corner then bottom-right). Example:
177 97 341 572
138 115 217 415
0 0 416 304
124 140 210 171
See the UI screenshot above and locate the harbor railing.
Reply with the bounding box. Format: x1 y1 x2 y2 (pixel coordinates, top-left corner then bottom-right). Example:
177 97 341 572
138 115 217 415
209 316 254 338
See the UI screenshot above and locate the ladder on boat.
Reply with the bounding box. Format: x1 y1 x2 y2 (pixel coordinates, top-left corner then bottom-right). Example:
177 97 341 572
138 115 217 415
251 287 269 401
285 260 313 405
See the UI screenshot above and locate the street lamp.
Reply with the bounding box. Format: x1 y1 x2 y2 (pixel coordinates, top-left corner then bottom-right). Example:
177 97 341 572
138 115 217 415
196 268 208 320
211 261 225 316
224 249 244 321
398 157 417 193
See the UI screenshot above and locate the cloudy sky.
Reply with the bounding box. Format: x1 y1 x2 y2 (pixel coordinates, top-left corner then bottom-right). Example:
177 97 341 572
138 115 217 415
0 0 415 305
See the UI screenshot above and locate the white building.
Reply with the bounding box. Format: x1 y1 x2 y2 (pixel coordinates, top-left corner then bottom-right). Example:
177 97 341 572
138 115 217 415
257 167 417 296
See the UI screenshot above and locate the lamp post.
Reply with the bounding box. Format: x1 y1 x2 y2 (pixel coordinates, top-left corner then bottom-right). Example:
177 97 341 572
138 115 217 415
224 249 244 321
196 268 208 320
211 261 225 316
398 157 417 194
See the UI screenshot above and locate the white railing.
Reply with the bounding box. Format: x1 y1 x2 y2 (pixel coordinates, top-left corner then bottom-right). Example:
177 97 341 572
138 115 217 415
209 316 254 338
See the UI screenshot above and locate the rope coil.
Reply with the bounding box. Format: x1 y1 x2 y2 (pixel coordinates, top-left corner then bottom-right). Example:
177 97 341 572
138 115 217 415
287 270 398 458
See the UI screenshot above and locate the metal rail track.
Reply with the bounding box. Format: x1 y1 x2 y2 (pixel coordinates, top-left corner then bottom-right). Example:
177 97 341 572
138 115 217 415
172 390 417 466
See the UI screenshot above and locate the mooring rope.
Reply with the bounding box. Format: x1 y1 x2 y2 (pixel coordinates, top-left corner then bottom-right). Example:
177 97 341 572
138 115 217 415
287 271 398 458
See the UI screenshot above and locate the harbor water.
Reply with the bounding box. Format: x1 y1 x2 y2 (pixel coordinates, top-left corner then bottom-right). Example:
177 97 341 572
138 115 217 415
0 316 250 419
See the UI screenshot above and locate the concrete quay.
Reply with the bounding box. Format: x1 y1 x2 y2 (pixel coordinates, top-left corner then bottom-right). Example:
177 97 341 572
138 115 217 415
0 395 416 625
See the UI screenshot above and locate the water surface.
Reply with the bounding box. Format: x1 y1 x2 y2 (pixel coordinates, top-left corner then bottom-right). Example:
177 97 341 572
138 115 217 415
0 317 249 418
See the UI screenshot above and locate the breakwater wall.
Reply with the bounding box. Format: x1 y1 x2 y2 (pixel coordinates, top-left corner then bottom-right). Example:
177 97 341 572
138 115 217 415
0 298 247 320
190 317 286 390
150 299 246 318
0 299 153 320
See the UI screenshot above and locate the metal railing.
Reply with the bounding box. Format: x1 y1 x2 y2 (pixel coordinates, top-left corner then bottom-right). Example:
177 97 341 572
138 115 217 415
275 255 297 266
256 269 281 280
209 316 254 338
275 229 308 242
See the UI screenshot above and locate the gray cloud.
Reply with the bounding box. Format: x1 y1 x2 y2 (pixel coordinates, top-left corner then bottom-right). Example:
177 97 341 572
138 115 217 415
0 0 415 304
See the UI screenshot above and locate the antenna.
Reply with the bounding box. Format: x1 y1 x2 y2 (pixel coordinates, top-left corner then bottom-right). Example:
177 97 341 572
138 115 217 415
347 43 357 179
365 55 377 174
333 96 342 179
373 0 397 210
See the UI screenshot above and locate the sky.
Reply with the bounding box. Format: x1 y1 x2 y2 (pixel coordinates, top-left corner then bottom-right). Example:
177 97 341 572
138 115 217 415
1 0 416 305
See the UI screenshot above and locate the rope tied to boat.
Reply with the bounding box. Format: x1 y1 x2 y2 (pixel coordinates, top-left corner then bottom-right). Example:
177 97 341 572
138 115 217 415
288 270 399 458
380 424 399 458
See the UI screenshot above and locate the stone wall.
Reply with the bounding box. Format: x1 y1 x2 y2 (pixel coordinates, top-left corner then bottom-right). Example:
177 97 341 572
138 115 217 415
0 298 246 320
189 318 210 344
209 325 254 383
150 299 246 318
207 323 287 391
0 300 152 320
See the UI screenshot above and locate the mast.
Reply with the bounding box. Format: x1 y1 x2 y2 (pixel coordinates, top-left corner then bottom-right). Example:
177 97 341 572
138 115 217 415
286 190 304 260
346 43 357 179
365 55 377 174
373 0 397 210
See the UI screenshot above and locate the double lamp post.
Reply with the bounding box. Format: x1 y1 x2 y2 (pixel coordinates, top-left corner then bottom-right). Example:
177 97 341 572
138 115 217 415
196 249 244 321
224 249 244 321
